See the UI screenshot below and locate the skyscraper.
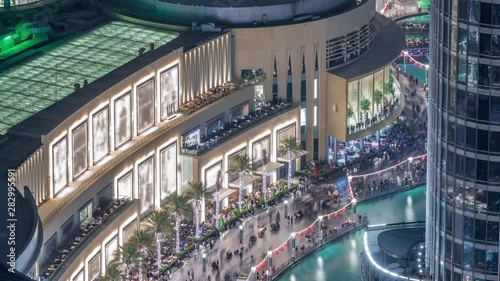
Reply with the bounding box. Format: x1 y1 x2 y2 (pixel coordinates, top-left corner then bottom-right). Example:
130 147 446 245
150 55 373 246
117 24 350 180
426 0 500 280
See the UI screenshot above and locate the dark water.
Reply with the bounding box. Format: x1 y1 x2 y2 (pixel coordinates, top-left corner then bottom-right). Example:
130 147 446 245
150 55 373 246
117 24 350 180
277 186 426 281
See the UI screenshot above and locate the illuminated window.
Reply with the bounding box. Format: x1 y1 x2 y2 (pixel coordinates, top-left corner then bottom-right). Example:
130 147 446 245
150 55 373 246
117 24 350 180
301 108 307 126
314 78 318 99
314 106 318 126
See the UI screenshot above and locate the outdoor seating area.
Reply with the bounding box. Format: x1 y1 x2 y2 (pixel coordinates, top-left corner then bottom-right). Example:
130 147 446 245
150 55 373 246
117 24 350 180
179 83 239 113
397 21 429 33
405 35 428 48
181 101 292 156
40 198 129 280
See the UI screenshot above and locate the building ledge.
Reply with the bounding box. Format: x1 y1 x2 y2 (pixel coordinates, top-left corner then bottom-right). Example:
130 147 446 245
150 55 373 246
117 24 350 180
328 13 405 81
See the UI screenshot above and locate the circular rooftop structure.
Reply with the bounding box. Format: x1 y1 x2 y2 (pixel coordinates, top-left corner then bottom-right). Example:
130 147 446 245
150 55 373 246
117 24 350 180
108 0 363 26
377 227 425 259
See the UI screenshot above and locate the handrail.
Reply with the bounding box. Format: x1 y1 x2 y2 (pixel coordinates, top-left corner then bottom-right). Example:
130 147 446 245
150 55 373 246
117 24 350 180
181 102 294 156
272 222 368 280
362 221 428 281
47 199 134 280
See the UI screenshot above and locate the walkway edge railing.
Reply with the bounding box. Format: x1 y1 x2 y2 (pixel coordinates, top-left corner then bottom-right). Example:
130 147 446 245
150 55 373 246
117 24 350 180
361 221 428 281
270 222 368 281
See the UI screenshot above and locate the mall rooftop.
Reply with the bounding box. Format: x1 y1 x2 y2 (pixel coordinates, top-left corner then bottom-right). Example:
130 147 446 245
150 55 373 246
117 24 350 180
0 21 178 135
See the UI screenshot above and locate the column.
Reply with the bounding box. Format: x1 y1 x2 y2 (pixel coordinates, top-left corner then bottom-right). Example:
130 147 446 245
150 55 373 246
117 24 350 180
276 49 288 102
376 130 381 149
284 200 288 219
267 251 273 279
352 198 357 223
333 138 338 165
291 233 296 262
305 46 315 161
318 216 323 244
202 252 207 273
239 224 244 244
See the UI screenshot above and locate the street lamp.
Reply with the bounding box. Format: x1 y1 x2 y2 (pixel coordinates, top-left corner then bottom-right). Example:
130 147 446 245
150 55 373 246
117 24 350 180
407 157 414 185
352 198 357 221
425 64 430 86
284 200 288 219
239 224 244 243
403 51 409 72
267 251 273 278
202 253 207 272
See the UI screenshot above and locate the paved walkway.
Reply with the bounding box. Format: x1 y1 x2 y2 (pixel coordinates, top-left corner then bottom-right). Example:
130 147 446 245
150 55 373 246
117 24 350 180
167 24 432 281
171 160 427 281
166 69 430 281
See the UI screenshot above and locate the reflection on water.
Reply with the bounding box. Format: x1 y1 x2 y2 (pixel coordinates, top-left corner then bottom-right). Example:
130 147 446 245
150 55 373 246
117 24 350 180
277 186 426 281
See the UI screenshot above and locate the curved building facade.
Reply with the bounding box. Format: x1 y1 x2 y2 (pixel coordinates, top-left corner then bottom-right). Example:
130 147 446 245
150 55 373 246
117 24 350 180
0 0 404 280
426 0 500 280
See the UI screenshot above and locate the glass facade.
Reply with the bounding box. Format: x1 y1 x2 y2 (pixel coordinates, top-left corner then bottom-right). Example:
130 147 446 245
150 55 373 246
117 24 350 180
346 65 398 133
427 0 500 280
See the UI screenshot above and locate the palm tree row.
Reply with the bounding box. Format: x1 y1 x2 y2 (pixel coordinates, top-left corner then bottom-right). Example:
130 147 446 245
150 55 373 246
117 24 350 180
101 137 301 280
101 181 213 280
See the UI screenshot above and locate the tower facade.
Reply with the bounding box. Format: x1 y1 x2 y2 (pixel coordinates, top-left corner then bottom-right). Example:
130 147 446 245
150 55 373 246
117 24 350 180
426 0 500 280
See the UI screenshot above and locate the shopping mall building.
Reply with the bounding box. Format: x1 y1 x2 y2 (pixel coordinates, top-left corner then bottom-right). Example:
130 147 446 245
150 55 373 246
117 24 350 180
0 0 404 280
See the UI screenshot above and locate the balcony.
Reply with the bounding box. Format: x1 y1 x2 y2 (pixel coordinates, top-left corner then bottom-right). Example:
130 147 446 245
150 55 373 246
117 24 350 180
181 101 293 156
41 198 132 281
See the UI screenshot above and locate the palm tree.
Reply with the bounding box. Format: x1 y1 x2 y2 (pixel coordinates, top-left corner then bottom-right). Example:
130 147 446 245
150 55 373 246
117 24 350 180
165 193 193 252
147 210 171 270
227 154 253 210
129 229 154 269
279 136 302 190
261 149 268 204
114 242 142 281
215 170 222 229
185 181 214 238
100 262 123 281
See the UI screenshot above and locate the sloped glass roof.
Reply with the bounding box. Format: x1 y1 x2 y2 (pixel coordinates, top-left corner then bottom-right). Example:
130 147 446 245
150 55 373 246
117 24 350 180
0 21 178 135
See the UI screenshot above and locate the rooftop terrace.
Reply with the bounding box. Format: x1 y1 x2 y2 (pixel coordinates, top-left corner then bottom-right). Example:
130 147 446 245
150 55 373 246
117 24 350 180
0 21 178 135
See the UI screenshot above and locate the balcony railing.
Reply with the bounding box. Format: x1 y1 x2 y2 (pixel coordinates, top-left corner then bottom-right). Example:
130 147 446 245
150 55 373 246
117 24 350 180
181 101 293 156
42 198 133 281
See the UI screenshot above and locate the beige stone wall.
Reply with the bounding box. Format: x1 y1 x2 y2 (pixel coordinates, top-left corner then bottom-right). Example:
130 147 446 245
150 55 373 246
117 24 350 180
326 74 348 141
231 0 376 159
